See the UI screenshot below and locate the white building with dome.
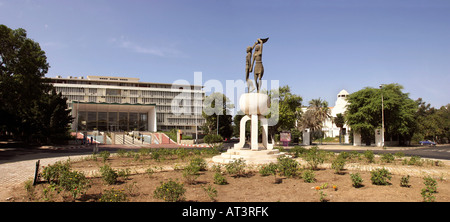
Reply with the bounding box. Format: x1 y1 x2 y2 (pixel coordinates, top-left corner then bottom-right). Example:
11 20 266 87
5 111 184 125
301 89 351 145
322 89 350 143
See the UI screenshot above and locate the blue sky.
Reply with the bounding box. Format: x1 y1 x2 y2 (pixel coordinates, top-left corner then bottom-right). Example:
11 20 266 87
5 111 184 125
1 0 449 108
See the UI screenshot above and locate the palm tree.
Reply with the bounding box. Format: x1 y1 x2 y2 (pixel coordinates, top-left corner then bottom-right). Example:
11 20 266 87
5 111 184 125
298 98 331 144
334 113 345 144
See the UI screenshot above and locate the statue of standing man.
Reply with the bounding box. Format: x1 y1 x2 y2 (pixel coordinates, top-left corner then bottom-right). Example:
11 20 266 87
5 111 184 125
245 38 268 93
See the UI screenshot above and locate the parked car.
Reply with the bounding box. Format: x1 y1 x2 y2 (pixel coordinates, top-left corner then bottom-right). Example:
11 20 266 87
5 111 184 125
419 140 436 146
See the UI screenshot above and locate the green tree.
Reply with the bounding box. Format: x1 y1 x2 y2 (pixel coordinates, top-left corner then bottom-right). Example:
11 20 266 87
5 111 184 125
202 92 234 139
0 25 72 143
413 99 450 143
265 85 302 141
345 83 417 145
334 113 345 144
298 98 330 144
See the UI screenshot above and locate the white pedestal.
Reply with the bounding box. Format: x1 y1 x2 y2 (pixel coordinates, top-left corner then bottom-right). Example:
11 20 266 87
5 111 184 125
214 93 279 165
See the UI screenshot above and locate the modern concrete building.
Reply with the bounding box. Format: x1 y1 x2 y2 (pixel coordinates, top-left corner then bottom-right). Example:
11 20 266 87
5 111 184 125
48 75 205 134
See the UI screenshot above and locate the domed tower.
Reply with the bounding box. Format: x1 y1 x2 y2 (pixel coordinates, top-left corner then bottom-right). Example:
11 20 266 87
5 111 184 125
331 89 349 117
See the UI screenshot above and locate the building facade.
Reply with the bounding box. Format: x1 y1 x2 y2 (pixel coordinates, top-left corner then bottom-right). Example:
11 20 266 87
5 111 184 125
48 75 205 134
301 89 350 144
322 89 350 143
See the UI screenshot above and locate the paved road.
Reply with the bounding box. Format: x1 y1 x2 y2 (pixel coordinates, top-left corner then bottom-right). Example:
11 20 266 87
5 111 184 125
317 144 450 160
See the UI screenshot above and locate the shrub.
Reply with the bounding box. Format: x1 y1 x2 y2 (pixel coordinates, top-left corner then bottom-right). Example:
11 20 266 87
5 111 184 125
305 146 324 170
117 149 127 157
189 157 207 171
202 185 218 202
302 169 315 183
381 153 395 163
99 187 127 202
154 179 186 202
117 168 131 179
350 173 364 188
400 175 410 187
213 172 228 185
225 158 246 177
338 152 349 159
204 134 223 147
403 156 423 166
41 160 90 200
259 163 278 177
364 150 375 163
24 179 35 200
421 176 438 202
99 151 110 162
349 151 362 160
100 164 118 185
146 167 155 177
58 169 90 199
151 151 161 161
182 164 200 184
394 152 405 158
331 157 346 174
41 160 71 183
277 156 299 177
289 146 307 157
423 175 437 193
370 168 392 185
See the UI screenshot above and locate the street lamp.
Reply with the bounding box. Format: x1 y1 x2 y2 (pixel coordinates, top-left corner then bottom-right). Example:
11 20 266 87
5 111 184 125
379 84 385 147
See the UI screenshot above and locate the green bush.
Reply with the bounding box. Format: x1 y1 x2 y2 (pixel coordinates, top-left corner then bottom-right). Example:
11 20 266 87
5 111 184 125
117 168 131 179
331 156 346 174
259 163 278 177
189 157 207 171
182 164 200 184
41 160 89 200
305 146 324 170
202 185 218 202
421 176 438 202
213 172 228 185
403 156 423 166
350 173 364 188
289 146 307 157
153 179 186 202
99 151 110 162
100 164 118 185
99 187 127 202
58 170 90 199
364 150 375 163
370 168 392 185
225 158 246 177
381 153 395 163
302 169 315 183
277 156 299 177
41 160 71 183
400 175 410 187
204 134 223 147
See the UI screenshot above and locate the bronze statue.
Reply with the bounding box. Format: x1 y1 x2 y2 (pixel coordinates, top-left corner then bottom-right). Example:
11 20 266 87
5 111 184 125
246 38 268 93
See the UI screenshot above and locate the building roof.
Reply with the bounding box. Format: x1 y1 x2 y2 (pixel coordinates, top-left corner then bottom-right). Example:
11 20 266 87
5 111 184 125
338 89 349 96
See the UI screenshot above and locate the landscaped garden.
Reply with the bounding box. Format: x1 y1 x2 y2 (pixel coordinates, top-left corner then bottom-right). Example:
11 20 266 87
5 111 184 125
13 147 450 202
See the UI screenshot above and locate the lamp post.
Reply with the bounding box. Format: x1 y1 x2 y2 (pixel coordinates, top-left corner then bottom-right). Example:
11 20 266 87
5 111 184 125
379 84 385 148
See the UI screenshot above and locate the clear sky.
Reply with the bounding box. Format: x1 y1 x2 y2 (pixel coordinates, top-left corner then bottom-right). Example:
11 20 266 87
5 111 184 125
1 0 449 108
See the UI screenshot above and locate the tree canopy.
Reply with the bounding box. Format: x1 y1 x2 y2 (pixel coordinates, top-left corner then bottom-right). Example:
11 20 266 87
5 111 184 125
202 92 234 139
266 85 303 139
0 25 73 143
345 83 417 145
414 99 450 143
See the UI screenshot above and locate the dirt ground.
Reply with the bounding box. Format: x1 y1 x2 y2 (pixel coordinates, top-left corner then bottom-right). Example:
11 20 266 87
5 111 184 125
5 153 450 202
